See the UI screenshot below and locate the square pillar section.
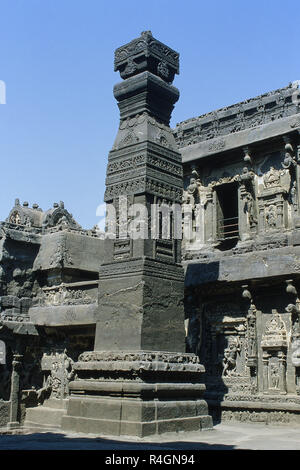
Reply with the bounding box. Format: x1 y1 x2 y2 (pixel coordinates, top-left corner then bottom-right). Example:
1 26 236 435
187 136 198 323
61 31 212 437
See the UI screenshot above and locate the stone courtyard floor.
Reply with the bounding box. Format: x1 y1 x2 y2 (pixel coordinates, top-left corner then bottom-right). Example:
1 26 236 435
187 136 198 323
0 422 299 450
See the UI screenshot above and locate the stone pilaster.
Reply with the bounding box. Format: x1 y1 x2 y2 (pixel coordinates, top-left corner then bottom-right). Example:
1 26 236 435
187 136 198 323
7 352 22 429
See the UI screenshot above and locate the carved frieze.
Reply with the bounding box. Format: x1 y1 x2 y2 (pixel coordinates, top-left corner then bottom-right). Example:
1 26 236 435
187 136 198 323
104 177 182 202
208 138 226 152
76 350 203 375
174 82 300 149
38 284 95 306
107 153 182 178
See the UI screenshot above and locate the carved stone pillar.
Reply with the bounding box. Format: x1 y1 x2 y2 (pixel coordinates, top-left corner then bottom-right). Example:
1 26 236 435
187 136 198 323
277 200 284 228
7 352 22 429
278 351 287 394
258 201 265 234
61 32 212 437
262 351 270 394
239 184 251 241
204 190 215 244
246 305 257 366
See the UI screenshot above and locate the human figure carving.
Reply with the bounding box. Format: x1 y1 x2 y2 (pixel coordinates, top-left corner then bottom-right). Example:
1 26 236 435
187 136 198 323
222 338 240 377
264 167 280 188
265 205 277 228
183 177 200 206
270 363 280 389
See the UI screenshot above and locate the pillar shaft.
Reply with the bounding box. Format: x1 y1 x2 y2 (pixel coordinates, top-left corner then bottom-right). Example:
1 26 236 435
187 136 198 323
62 32 212 436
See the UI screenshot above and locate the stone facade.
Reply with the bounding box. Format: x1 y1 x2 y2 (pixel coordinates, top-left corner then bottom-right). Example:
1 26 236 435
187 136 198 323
0 33 300 431
177 80 300 424
0 199 103 427
61 31 212 437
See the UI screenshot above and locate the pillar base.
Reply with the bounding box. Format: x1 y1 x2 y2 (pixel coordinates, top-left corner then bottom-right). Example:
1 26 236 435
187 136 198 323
61 350 213 437
62 398 212 437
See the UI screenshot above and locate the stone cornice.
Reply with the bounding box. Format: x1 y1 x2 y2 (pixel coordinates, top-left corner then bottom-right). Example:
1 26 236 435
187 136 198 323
180 114 300 163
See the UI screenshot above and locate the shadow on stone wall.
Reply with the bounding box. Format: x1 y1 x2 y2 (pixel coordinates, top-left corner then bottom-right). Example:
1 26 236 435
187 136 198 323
185 262 220 288
185 261 228 426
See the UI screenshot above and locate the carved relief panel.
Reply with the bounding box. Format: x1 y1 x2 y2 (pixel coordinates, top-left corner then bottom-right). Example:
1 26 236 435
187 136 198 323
257 162 291 233
201 302 252 395
261 311 287 394
40 350 75 400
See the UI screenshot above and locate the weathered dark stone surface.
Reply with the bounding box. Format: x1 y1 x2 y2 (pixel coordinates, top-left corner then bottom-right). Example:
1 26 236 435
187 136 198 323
1 32 300 434
61 32 212 436
0 200 102 427
180 78 300 424
95 31 185 355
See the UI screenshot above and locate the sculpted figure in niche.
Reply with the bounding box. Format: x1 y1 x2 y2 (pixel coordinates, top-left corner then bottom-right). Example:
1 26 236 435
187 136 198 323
244 193 257 227
265 204 277 228
37 350 74 402
265 312 285 335
282 152 295 169
290 181 298 210
183 176 202 241
222 338 240 377
183 177 200 206
10 211 21 225
270 363 280 389
264 166 281 188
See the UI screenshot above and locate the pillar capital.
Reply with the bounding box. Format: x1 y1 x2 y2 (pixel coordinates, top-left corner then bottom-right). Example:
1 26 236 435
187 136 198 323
114 31 179 83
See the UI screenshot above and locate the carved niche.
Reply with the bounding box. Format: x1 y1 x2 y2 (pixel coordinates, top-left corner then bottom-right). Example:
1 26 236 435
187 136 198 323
9 211 21 225
257 167 291 233
40 285 94 306
38 350 75 401
246 304 257 367
202 303 253 394
261 311 287 394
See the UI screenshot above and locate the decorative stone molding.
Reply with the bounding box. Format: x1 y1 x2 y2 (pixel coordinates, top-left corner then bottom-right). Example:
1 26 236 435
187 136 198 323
78 350 203 370
174 82 300 149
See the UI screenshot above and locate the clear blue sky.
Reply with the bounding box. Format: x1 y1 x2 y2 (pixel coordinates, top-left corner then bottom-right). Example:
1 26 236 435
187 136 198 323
0 0 298 229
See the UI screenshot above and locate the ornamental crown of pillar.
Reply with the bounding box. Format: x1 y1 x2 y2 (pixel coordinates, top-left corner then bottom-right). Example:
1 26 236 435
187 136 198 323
114 31 179 83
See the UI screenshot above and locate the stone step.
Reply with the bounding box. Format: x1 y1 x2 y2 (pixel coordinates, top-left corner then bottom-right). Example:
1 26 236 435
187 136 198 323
22 422 60 432
42 399 68 410
24 404 67 429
